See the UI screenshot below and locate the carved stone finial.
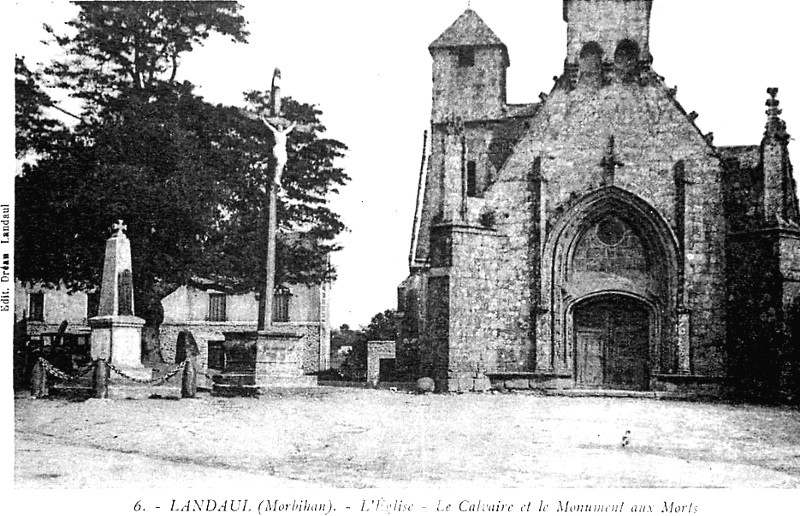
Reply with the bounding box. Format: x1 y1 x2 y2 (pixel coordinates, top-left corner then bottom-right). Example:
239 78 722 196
272 68 281 89
270 68 282 118
111 219 127 237
765 87 790 142
600 136 624 186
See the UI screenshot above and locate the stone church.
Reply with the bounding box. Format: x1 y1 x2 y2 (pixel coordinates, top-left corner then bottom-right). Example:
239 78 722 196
397 0 800 398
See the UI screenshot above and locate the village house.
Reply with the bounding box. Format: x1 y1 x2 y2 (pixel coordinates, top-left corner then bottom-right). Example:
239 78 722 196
14 279 330 386
397 0 800 397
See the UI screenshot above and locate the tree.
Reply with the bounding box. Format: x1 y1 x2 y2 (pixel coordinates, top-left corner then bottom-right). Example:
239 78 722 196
364 309 398 342
43 1 249 113
331 324 367 380
14 57 63 158
15 2 349 324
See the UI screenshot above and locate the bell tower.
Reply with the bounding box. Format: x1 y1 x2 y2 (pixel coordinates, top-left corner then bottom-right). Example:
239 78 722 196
429 9 509 123
562 0 653 86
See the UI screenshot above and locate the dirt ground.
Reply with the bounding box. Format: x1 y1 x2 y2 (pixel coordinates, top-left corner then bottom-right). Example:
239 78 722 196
14 387 800 488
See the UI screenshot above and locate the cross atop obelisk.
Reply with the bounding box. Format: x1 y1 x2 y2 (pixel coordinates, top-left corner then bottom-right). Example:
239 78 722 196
112 219 127 236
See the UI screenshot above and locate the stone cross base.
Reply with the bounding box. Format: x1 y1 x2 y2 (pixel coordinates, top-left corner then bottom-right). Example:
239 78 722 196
212 330 317 394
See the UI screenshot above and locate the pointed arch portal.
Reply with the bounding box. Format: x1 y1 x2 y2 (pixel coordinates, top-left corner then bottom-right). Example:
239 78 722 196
538 187 680 389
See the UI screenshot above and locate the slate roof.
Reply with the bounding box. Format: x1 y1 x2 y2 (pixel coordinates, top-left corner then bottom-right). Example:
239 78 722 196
429 9 506 50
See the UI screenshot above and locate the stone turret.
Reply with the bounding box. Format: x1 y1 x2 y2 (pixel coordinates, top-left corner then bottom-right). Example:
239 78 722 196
429 9 509 123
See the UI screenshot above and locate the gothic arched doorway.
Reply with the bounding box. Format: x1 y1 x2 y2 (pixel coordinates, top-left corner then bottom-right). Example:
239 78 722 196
573 295 650 390
539 187 679 385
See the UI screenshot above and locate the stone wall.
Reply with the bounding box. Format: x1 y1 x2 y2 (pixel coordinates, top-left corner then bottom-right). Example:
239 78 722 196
430 46 507 124
366 340 395 387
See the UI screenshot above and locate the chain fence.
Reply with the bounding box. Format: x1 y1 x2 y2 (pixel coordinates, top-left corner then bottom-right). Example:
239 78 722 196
38 358 95 383
37 357 190 386
107 360 188 384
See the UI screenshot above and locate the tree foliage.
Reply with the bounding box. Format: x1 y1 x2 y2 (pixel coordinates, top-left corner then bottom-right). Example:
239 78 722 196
364 309 398 342
15 57 63 158
44 1 249 112
15 2 349 323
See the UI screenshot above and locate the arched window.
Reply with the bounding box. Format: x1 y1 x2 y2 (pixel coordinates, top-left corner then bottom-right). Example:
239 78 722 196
578 42 603 85
614 40 640 82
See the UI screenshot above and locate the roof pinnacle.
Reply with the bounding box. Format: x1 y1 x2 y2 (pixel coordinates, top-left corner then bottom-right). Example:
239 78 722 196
765 87 790 142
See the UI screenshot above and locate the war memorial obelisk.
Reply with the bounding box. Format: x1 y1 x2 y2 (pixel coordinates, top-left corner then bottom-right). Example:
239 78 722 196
88 221 153 392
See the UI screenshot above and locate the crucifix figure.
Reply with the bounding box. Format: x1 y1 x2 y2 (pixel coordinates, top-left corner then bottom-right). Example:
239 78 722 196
600 136 624 186
262 117 296 189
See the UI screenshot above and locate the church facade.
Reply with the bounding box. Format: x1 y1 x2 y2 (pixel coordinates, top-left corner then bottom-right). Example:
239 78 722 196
397 0 800 399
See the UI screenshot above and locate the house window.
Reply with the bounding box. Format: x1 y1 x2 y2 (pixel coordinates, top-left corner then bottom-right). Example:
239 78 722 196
467 161 478 197
208 341 225 370
273 287 292 323
29 292 44 321
457 48 475 68
208 293 227 322
87 292 100 318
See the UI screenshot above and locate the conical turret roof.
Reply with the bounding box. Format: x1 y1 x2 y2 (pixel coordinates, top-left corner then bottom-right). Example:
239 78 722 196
429 9 506 50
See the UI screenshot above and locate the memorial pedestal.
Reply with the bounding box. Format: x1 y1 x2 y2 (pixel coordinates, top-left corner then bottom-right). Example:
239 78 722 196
89 315 150 377
89 314 155 398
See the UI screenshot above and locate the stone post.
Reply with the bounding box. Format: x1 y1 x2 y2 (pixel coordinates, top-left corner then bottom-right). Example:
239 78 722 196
30 358 48 398
93 358 109 399
182 359 197 398
176 330 199 398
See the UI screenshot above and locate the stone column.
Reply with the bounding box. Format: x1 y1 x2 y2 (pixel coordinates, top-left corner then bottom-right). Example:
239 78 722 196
88 221 149 380
676 307 692 374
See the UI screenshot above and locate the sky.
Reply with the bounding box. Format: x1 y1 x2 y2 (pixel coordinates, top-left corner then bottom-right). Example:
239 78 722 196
7 0 800 329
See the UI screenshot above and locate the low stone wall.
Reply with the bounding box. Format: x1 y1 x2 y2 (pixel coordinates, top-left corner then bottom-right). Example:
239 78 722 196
366 341 396 387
